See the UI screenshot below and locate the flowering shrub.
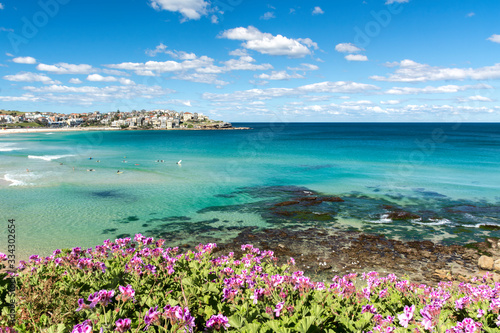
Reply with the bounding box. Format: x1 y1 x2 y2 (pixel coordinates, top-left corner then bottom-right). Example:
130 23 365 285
0 236 500 332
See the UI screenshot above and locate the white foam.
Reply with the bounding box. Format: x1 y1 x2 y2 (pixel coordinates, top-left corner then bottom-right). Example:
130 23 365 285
412 218 452 226
474 223 500 229
0 143 25 152
3 174 29 186
368 214 393 224
28 154 75 161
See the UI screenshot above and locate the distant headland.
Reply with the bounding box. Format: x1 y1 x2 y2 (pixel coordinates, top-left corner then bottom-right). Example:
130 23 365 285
0 109 250 133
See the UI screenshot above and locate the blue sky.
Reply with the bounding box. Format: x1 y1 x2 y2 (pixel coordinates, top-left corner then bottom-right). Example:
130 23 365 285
1 0 499 122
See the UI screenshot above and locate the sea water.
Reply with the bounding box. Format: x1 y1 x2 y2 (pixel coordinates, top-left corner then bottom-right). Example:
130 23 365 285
0 123 499 259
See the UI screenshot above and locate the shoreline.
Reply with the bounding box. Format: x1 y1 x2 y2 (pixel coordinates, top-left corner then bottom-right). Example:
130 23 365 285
0 126 251 135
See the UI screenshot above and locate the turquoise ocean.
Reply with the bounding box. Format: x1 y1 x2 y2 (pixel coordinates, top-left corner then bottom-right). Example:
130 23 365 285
0 123 499 260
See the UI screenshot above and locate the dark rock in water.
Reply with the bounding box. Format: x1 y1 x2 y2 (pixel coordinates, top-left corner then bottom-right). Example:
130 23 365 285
446 205 500 214
214 194 237 198
127 216 140 222
322 196 344 202
115 233 131 239
299 196 319 201
142 224 149 228
197 218 220 223
273 210 297 218
274 200 300 207
102 228 117 234
413 188 447 198
300 164 337 171
92 190 117 198
386 211 420 220
148 216 192 223
480 224 500 231
236 185 318 198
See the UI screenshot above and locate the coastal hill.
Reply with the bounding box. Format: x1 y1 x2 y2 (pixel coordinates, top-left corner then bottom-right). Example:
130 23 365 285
0 109 237 130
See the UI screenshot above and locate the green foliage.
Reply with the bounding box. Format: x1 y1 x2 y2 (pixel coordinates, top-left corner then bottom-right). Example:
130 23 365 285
0 240 498 332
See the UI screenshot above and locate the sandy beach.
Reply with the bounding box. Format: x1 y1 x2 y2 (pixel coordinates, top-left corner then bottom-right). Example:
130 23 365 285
0 127 120 135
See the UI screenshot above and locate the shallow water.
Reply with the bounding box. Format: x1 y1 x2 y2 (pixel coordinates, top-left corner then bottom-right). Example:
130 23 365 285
0 123 499 259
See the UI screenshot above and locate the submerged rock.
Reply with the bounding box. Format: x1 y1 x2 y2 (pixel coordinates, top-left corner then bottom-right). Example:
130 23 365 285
386 211 420 220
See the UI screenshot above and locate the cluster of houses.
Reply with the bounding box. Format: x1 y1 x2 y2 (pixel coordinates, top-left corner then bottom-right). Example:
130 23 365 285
0 109 232 129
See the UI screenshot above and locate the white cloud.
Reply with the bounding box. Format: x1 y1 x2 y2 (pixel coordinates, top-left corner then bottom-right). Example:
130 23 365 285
466 12 475 17
69 78 82 84
149 0 209 21
85 74 135 85
37 63 95 74
0 94 40 102
0 3 4 9
287 63 319 71
119 78 135 85
299 81 379 94
385 0 409 4
219 26 317 58
459 95 493 102
21 84 172 105
345 54 368 61
385 84 491 95
487 34 500 44
107 50 273 84
335 43 363 53
256 71 304 80
166 50 197 60
203 81 380 102
3 72 60 84
12 56 37 64
146 43 168 57
312 6 324 15
260 11 275 20
107 58 212 75
223 55 273 71
0 27 14 32
87 74 117 82
371 60 500 82
173 72 228 86
380 100 401 105
165 99 193 107
229 49 248 57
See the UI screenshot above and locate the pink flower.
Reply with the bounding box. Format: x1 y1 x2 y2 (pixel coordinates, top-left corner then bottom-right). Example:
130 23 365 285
118 285 135 302
206 314 230 331
362 304 377 314
71 320 92 333
398 305 415 328
0 253 8 261
274 301 285 317
115 318 131 332
144 306 160 330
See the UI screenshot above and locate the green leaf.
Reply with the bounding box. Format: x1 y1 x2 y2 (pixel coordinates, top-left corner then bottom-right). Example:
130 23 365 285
296 316 316 333
228 314 245 329
44 323 66 333
242 322 261 333
182 277 193 286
